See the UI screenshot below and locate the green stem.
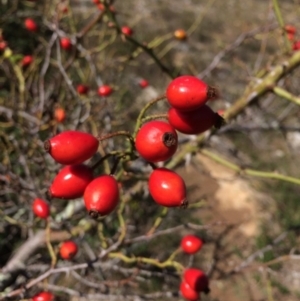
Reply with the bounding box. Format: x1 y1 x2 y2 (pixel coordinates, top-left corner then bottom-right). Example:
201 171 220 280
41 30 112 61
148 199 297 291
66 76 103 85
98 131 135 152
108 252 184 273
273 86 300 106
103 2 175 78
272 0 291 52
46 219 57 268
133 94 166 136
147 207 168 236
141 113 168 124
201 149 300 186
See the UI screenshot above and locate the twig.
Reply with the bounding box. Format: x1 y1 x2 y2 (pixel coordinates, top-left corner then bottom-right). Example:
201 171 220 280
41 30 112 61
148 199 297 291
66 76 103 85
273 86 300 106
198 23 278 79
200 149 300 186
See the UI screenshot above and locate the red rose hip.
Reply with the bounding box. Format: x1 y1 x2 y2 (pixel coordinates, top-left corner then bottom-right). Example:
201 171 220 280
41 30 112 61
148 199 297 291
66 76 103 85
293 41 300 51
32 291 54 301
44 130 99 165
168 105 223 135
22 55 33 67
180 281 199 301
284 25 296 34
84 175 119 218
49 164 94 199
54 107 66 123
148 168 187 207
183 268 209 293
76 84 89 95
166 75 218 111
139 79 149 88
60 37 72 50
98 85 113 97
181 235 204 254
32 198 50 219
121 26 133 36
135 121 178 163
24 18 38 32
59 240 78 260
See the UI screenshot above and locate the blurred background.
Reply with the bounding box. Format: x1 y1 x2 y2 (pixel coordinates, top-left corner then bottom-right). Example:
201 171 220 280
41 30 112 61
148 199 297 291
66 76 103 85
1 0 300 300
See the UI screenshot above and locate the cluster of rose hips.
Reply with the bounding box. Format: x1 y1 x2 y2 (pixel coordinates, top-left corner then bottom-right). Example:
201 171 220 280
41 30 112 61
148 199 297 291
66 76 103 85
30 75 219 300
38 75 222 217
180 235 209 301
135 76 222 207
40 130 119 217
284 25 300 51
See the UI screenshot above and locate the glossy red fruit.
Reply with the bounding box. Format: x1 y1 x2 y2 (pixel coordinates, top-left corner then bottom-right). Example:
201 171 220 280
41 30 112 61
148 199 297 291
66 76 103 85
293 41 300 51
168 105 223 135
93 0 100 3
166 75 218 111
184 268 209 293
22 55 33 67
97 85 113 97
139 79 149 88
59 241 78 260
24 18 38 32
285 25 296 34
32 291 54 301
84 175 119 218
44 131 99 165
32 198 50 219
121 26 133 36
54 107 66 123
76 84 89 95
49 164 93 199
60 37 72 50
135 121 178 162
180 281 200 301
148 168 187 207
181 235 203 254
